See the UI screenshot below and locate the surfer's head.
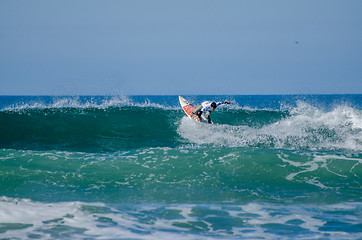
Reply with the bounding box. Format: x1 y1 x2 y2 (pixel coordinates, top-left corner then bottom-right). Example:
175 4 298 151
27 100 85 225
211 102 217 110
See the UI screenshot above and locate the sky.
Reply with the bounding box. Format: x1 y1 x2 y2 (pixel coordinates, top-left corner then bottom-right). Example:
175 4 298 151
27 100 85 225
1 0 362 95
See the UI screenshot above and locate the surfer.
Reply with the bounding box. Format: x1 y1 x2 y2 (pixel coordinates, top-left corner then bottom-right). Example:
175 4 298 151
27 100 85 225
192 101 230 123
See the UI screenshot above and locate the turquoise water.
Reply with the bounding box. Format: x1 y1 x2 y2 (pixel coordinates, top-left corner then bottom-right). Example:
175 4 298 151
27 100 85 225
0 95 361 239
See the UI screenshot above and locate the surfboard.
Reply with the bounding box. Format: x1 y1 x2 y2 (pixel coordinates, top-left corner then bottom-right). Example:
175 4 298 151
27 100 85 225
179 96 199 121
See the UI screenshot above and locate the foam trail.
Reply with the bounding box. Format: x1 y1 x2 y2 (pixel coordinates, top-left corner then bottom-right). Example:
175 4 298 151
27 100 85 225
277 153 362 189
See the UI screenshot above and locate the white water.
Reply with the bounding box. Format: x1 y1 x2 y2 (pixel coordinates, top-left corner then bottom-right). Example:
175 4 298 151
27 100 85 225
178 102 362 151
1 197 361 240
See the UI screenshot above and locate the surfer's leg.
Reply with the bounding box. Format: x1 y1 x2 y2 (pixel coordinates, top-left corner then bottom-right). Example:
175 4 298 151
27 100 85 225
204 111 211 123
192 105 202 114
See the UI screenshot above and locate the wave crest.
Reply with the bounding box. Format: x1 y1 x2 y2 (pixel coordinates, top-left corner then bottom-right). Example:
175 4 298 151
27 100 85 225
1 96 178 112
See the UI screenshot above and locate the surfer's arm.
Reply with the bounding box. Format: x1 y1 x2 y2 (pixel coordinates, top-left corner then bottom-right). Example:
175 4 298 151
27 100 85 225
217 101 231 106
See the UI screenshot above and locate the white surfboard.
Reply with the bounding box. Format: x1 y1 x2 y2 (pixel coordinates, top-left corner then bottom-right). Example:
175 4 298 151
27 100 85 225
179 96 198 121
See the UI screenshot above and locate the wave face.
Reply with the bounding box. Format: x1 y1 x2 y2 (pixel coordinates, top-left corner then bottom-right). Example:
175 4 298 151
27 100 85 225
0 95 362 239
0 106 181 152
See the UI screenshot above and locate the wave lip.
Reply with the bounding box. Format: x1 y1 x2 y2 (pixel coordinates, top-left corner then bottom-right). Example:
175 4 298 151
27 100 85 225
1 96 132 111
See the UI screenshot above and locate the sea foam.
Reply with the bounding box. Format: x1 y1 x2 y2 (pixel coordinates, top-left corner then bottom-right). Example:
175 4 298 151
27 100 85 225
1 197 361 240
178 102 362 151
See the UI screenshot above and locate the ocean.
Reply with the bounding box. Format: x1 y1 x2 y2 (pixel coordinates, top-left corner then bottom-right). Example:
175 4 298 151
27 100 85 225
0 94 361 239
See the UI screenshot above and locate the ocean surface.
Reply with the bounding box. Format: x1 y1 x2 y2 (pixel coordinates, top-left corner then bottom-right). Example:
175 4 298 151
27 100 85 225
0 94 361 239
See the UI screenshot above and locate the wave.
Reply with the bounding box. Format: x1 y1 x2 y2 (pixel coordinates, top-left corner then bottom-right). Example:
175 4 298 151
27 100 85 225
1 96 361 152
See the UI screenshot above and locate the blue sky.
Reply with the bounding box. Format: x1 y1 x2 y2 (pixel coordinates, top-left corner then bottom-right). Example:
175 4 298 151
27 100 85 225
1 0 362 95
